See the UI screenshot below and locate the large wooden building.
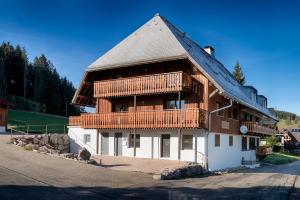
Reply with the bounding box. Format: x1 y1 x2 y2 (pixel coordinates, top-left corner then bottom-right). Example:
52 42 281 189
68 14 277 171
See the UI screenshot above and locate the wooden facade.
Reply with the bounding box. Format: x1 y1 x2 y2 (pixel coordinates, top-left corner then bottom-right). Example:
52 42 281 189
70 59 276 135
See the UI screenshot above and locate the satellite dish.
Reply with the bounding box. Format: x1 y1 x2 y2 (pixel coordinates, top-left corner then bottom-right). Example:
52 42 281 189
240 125 248 134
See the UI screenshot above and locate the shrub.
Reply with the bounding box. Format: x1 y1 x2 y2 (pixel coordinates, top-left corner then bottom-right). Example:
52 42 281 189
266 136 278 147
272 145 282 152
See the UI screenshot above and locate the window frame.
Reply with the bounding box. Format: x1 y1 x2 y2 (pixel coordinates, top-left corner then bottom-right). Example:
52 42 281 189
128 134 140 148
181 134 193 150
164 99 185 110
256 137 260 147
242 136 248 151
216 102 224 116
227 107 233 119
215 134 220 147
84 134 91 144
233 108 238 120
229 135 233 146
112 102 129 112
249 137 256 150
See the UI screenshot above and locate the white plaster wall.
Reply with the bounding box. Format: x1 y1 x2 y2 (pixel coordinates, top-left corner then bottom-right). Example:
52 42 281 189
67 127 259 171
68 126 98 155
97 129 206 163
208 132 257 171
0 126 6 133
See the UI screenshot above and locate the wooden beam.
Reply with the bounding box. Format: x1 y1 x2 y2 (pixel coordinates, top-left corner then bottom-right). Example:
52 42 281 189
83 81 93 87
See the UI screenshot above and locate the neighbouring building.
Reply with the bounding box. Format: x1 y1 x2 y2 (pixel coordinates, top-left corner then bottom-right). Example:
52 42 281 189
68 14 277 171
280 128 300 147
0 99 11 133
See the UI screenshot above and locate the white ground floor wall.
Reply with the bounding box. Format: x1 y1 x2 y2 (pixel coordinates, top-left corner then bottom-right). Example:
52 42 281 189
0 126 6 133
68 126 258 171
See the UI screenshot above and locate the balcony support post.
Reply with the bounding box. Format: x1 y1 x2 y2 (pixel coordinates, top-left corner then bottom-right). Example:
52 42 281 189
96 129 99 155
133 95 137 157
178 91 182 161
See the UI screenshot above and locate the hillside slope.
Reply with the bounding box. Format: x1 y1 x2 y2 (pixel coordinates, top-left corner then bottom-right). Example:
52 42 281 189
277 119 300 131
8 109 68 133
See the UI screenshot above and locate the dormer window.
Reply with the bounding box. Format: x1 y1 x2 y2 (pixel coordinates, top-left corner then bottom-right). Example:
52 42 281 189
263 100 267 108
251 93 256 102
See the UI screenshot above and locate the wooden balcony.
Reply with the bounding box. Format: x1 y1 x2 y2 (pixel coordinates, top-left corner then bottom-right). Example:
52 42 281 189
210 114 240 135
69 109 207 129
241 122 277 135
69 116 81 126
94 71 192 98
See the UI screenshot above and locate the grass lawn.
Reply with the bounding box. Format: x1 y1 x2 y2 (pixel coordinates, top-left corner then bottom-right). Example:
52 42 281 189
262 152 300 165
8 109 68 133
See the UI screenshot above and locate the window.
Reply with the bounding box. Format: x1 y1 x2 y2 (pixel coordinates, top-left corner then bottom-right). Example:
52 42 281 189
128 134 140 148
164 99 185 110
84 134 91 144
215 134 220 147
227 107 233 118
249 137 256 150
182 135 193 150
256 138 260 147
229 135 233 146
217 103 224 116
242 136 248 150
233 108 238 120
113 103 128 112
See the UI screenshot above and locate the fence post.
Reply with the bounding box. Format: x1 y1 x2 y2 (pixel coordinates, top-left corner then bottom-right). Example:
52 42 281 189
45 125 48 134
26 125 29 134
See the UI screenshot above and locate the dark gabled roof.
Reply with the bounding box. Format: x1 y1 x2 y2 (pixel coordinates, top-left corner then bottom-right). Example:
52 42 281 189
72 14 277 120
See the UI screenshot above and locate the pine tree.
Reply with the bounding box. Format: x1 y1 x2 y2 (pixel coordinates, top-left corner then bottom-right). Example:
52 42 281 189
0 58 6 98
232 62 245 85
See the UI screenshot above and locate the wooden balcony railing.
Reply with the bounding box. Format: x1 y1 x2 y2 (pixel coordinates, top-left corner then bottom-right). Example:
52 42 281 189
69 109 207 129
94 71 192 98
69 116 81 126
241 121 277 135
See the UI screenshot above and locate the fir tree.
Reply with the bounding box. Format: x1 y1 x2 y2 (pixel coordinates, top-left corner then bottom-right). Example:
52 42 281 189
232 62 245 85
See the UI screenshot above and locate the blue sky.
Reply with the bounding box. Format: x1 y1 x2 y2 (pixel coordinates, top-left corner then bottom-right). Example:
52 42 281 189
0 0 299 114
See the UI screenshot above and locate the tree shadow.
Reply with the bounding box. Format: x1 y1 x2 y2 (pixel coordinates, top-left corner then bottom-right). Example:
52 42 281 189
0 184 298 200
99 163 130 168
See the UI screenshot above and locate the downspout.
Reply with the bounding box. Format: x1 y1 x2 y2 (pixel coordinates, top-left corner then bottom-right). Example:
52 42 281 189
206 98 233 171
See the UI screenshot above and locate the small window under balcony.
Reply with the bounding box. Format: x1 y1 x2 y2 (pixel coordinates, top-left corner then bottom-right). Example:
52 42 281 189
164 99 185 110
113 103 129 112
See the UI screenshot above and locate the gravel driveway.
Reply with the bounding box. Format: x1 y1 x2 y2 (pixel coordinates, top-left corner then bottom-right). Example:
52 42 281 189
0 134 299 199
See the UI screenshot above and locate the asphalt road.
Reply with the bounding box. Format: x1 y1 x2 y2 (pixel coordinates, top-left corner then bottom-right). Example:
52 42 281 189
0 135 299 200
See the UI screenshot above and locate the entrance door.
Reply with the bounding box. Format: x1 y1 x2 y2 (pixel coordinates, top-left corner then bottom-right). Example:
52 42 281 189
101 133 109 155
114 133 122 156
161 134 170 158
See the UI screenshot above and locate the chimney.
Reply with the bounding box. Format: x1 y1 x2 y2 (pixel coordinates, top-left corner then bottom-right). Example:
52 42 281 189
204 46 215 57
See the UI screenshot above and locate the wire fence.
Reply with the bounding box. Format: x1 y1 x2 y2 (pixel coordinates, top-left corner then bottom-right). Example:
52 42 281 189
8 124 68 134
